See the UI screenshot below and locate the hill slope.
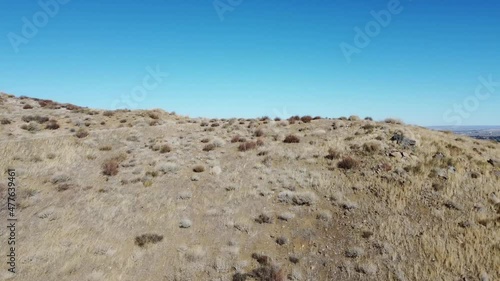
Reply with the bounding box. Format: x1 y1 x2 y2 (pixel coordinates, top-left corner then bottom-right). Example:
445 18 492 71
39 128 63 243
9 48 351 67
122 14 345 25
0 93 499 281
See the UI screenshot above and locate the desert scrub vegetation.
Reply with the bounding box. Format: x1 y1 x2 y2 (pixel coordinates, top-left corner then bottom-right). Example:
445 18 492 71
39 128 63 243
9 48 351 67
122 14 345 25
231 135 246 143
1 118 11 124
45 120 60 130
238 141 257 151
300 115 313 123
254 128 265 137
102 159 120 176
363 141 382 153
326 148 341 160
203 143 215 151
102 110 114 117
233 254 285 281
338 157 360 170
278 190 318 206
147 111 160 119
102 154 127 176
384 117 404 124
135 234 163 247
22 115 49 124
22 104 33 109
348 115 360 121
20 122 40 132
159 144 171 153
75 128 89 138
99 145 112 151
283 134 300 143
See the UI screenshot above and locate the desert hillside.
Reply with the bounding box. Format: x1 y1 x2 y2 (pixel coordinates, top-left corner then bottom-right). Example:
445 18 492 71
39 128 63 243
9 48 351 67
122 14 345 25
0 93 498 281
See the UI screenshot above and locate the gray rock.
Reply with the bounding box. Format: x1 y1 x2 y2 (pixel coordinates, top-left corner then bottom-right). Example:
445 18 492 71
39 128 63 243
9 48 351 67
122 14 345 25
180 219 192 228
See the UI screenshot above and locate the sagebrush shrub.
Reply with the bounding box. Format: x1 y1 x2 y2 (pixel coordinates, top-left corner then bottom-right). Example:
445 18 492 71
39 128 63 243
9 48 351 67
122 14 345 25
338 157 359 170
45 120 60 130
203 144 215 151
363 141 381 153
301 116 312 123
283 135 300 143
326 148 341 160
160 144 171 153
239 141 257 151
254 129 264 137
75 128 89 138
135 234 163 247
102 159 119 176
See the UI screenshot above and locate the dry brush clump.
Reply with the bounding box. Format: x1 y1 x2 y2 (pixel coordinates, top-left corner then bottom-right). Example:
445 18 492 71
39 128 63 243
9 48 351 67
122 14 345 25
278 190 318 206
363 141 382 153
232 254 285 281
203 143 216 151
75 128 89 138
102 159 120 176
254 128 265 137
45 120 60 130
231 135 246 143
338 157 360 170
326 148 341 160
159 144 172 153
135 234 163 247
300 115 313 123
22 115 49 124
239 141 257 151
283 134 300 143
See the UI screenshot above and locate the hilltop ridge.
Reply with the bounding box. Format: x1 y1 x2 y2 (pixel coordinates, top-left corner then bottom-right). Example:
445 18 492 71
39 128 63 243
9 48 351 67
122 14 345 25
0 93 498 281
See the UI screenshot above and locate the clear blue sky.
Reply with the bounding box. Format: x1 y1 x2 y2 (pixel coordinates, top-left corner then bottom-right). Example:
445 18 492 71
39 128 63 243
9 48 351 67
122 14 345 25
1 0 499 126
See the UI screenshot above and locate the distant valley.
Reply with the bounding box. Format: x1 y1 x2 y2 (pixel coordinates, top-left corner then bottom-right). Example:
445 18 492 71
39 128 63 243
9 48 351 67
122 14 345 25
429 126 500 142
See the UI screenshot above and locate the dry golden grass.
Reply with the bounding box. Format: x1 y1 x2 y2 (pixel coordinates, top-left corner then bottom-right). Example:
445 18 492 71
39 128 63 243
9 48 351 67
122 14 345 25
0 94 498 281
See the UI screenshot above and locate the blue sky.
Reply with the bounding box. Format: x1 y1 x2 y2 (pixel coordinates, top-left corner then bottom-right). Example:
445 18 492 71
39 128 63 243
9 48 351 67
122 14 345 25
1 0 499 126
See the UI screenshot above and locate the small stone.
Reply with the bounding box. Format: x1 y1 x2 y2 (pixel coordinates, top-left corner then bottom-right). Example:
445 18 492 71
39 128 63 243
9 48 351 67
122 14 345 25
180 219 192 228
356 262 378 275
